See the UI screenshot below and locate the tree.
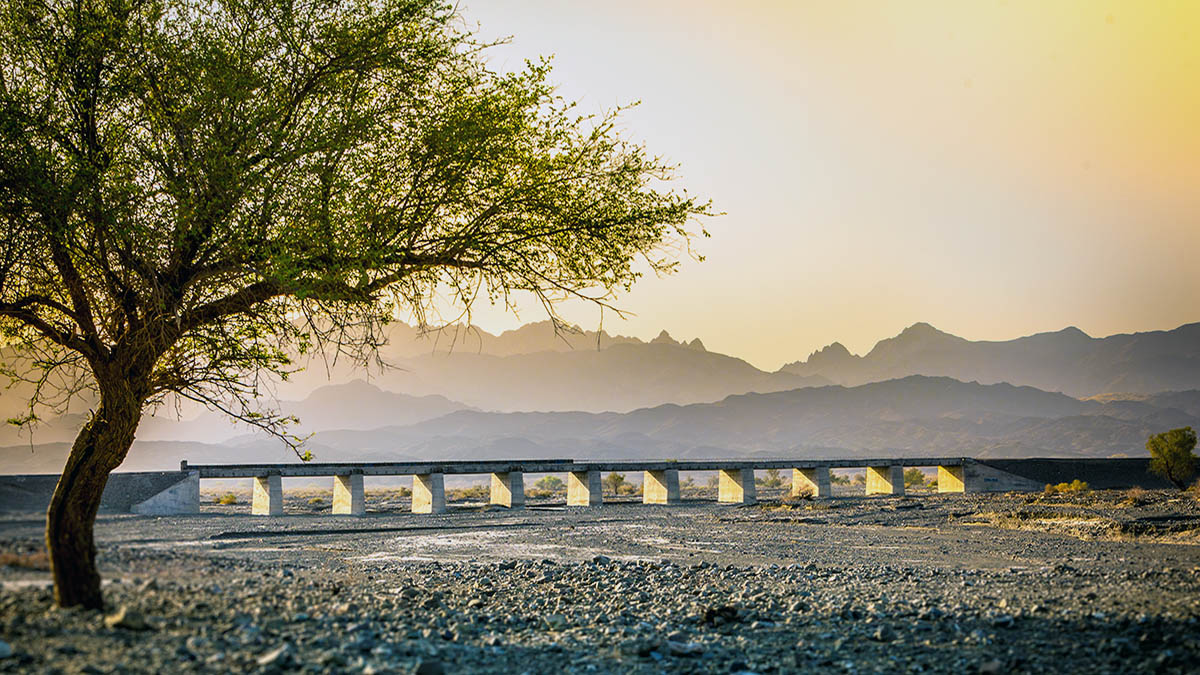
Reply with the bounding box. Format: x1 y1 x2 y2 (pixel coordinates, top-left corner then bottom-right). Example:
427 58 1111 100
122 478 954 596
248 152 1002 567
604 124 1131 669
0 0 708 609
602 472 628 494
903 468 926 488
533 476 564 493
757 468 784 488
1146 427 1197 490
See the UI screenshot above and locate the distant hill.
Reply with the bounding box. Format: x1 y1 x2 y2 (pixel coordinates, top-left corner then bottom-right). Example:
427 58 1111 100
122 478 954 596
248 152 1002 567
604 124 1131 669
780 322 1200 397
0 381 471 447
8 375 1194 475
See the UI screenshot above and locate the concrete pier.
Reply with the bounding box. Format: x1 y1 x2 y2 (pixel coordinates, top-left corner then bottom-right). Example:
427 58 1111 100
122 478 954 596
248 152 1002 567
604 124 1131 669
643 469 681 505
333 473 365 515
252 474 283 516
792 466 832 498
718 468 757 505
937 465 965 493
489 471 525 509
866 465 905 496
568 470 602 506
412 473 447 514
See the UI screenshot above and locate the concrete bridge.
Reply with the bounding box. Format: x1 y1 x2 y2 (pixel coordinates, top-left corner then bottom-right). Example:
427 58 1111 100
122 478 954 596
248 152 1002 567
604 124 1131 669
177 456 1032 516
0 457 1170 516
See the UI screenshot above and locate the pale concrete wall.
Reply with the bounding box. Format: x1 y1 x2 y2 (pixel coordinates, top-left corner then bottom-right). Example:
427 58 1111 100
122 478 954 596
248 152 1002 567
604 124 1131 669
333 473 365 515
643 469 680 505
793 467 831 498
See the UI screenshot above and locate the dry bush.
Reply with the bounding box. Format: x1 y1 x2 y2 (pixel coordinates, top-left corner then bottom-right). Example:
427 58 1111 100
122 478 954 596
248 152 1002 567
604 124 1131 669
782 486 815 505
308 497 325 506
449 485 490 502
1118 487 1149 507
525 488 555 499
616 483 642 496
215 493 238 505
0 550 50 570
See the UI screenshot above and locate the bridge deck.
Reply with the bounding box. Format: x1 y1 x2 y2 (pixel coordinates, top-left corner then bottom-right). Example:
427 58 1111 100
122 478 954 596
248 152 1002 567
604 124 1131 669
181 457 973 478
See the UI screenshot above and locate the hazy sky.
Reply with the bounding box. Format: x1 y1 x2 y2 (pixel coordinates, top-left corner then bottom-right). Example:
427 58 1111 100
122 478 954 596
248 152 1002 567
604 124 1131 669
444 1 1200 370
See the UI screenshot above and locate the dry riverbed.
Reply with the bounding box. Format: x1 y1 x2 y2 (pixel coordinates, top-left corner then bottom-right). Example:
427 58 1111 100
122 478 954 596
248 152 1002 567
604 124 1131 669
1 489 1199 674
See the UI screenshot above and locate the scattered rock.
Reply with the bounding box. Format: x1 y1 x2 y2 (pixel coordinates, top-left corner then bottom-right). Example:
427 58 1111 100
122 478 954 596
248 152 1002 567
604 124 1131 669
103 606 150 631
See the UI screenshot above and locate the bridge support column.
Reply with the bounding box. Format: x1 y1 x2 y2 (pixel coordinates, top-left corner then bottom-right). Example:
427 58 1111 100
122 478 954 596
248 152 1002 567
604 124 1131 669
937 465 966 493
252 474 283 516
567 470 602 506
490 472 525 509
412 473 446 514
718 468 757 505
333 473 365 515
643 469 680 505
793 467 831 498
866 465 905 496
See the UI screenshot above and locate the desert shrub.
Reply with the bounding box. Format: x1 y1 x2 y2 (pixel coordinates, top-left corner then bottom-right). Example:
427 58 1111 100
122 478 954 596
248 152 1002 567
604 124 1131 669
830 473 851 486
706 474 720 488
616 482 641 496
783 486 815 504
681 477 696 488
308 497 325 506
1118 487 1148 507
757 469 785 488
851 473 866 485
534 476 565 493
215 493 238 505
1044 480 1090 495
450 484 490 501
525 488 554 499
903 468 926 487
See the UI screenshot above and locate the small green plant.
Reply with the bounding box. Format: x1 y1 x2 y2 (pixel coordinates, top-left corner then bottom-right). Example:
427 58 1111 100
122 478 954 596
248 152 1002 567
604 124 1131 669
215 493 238 505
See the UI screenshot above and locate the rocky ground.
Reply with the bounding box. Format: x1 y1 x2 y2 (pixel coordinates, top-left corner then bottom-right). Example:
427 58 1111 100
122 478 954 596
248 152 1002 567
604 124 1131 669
1 488 1199 674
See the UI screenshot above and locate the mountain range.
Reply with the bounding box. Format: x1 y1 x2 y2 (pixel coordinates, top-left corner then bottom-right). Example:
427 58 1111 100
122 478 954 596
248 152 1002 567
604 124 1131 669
782 321 1200 397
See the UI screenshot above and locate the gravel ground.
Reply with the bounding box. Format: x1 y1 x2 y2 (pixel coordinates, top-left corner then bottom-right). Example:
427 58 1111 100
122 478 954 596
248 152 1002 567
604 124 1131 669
1 489 1199 674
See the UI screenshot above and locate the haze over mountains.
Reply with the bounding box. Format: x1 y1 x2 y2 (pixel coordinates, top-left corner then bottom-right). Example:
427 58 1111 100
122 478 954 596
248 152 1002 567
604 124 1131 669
2 320 1198 473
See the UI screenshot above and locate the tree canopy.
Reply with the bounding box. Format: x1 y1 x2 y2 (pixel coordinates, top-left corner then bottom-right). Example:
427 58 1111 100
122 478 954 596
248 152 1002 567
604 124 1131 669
1147 426 1197 490
0 0 708 608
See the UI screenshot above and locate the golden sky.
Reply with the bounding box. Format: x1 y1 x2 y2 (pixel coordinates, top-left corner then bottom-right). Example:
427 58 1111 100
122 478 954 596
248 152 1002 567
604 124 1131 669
451 0 1200 369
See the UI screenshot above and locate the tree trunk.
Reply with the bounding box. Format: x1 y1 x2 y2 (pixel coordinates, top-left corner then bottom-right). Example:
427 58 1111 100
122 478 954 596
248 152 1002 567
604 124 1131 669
45 386 144 610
